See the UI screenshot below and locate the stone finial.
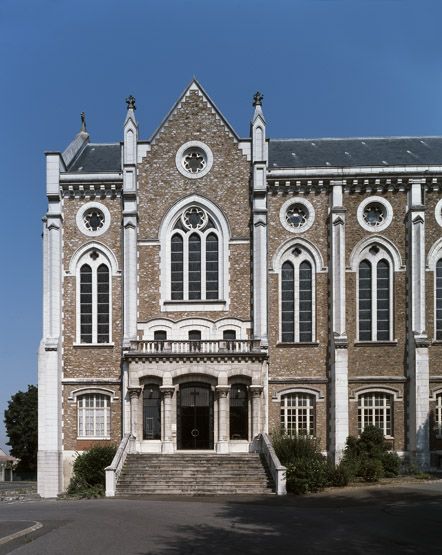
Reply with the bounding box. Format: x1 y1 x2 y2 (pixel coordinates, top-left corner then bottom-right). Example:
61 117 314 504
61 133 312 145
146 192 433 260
80 111 87 132
253 91 263 107
126 95 136 111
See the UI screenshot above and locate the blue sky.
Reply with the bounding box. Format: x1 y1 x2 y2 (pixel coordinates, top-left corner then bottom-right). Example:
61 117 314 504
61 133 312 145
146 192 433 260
1 0 442 452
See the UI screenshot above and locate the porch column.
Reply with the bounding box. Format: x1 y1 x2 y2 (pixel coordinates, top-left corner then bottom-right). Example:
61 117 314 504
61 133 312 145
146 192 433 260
249 385 263 439
216 386 230 454
0 464 4 482
160 387 175 454
128 388 141 441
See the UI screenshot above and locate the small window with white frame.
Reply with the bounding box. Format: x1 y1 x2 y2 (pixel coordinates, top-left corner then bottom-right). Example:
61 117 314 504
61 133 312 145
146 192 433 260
358 392 393 437
77 393 111 439
280 392 315 436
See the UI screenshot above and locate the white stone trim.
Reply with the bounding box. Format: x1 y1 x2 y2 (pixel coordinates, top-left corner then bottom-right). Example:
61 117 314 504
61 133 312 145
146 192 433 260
349 235 403 271
138 317 250 340
277 245 317 342
175 140 213 179
271 237 326 273
279 197 315 234
272 387 324 402
75 202 111 237
74 249 113 344
267 164 442 178
430 387 442 401
427 237 442 271
159 195 230 310
356 196 393 232
355 242 395 341
68 241 120 276
435 198 442 227
353 386 401 401
68 387 117 402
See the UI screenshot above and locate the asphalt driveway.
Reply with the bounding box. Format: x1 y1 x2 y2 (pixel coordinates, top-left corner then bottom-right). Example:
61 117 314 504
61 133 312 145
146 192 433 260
1 481 441 554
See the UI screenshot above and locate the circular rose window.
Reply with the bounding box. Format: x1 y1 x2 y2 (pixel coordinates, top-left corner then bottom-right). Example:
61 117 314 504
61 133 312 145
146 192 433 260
176 141 213 179
357 196 393 232
181 206 208 230
76 202 111 237
280 197 315 233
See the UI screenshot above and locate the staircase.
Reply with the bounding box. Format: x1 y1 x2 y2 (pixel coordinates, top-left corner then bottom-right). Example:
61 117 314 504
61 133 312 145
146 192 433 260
116 453 274 495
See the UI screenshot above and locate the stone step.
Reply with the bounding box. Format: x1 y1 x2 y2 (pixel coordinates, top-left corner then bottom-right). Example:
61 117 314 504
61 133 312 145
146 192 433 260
116 453 274 496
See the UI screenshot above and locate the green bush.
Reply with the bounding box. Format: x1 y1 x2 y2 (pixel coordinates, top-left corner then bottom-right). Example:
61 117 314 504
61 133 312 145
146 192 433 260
381 451 400 477
341 426 400 483
272 430 345 494
360 458 384 482
67 444 116 497
328 463 351 487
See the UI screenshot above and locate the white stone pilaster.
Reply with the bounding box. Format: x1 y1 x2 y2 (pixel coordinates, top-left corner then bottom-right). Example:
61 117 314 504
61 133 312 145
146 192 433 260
38 153 63 497
161 387 175 454
216 386 230 453
407 180 430 468
251 99 268 347
250 385 263 438
129 388 141 438
329 180 349 463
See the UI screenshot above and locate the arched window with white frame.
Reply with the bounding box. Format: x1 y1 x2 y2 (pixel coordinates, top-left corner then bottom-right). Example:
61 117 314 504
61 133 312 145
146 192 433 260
280 247 315 343
77 393 111 439
76 249 112 344
280 392 316 436
436 259 442 340
357 391 393 437
160 196 229 310
357 244 393 341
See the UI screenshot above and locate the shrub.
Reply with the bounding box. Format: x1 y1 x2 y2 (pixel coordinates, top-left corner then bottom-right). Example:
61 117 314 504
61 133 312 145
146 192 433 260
360 458 384 482
67 444 116 497
272 430 343 494
328 463 351 487
381 451 400 477
341 426 400 483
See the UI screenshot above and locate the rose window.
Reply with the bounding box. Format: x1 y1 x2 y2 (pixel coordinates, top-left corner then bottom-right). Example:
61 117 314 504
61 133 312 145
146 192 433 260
84 208 105 232
286 203 309 229
182 148 207 174
363 203 386 227
181 206 208 230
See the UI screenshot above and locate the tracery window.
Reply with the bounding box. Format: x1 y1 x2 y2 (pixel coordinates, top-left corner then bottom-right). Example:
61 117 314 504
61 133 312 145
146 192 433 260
77 393 110 438
280 393 315 436
78 250 111 344
170 206 220 301
280 247 314 343
358 392 393 437
358 245 392 341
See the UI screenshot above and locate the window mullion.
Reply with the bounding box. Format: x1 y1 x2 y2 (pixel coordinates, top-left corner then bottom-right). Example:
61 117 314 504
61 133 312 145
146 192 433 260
92 265 97 343
372 262 377 340
294 263 299 342
183 235 189 300
201 232 207 299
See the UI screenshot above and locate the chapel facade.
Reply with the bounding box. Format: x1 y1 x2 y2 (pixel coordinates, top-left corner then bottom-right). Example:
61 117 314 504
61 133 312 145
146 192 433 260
38 80 442 497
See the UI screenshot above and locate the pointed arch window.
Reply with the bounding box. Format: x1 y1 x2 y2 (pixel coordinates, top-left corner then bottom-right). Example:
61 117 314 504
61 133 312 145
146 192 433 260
77 251 111 344
280 248 315 343
436 259 442 340
358 245 393 341
169 206 221 302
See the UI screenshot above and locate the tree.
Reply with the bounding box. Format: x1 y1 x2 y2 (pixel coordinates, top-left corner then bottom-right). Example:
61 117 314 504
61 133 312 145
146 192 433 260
4 385 38 473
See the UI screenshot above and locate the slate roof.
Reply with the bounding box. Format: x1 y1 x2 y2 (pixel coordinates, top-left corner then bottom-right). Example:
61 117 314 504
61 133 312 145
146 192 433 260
268 137 442 168
65 137 442 173
68 144 121 172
